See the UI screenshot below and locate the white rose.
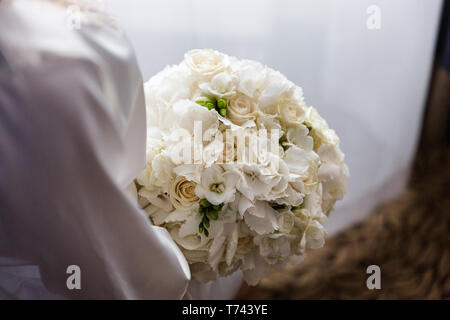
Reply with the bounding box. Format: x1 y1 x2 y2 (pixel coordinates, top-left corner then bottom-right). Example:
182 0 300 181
305 106 339 149
184 49 229 78
198 72 236 98
227 94 257 126
279 99 306 124
169 176 200 210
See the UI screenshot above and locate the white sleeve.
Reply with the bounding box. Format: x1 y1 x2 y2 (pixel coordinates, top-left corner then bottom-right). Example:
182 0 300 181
0 0 190 299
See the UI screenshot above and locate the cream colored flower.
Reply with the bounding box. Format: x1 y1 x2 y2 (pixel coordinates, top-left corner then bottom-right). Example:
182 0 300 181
199 72 236 98
227 94 257 126
184 49 229 78
169 176 199 210
279 100 306 124
305 106 339 149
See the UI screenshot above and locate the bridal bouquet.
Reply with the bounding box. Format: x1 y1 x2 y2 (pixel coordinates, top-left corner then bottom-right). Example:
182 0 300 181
135 49 348 285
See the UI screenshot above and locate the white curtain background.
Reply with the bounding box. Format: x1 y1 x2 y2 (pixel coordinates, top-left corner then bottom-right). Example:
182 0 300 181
105 0 442 234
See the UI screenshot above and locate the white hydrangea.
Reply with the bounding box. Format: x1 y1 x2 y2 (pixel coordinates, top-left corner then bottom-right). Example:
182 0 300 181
135 49 349 285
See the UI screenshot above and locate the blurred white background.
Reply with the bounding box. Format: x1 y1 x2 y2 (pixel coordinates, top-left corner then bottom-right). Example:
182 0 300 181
105 0 442 234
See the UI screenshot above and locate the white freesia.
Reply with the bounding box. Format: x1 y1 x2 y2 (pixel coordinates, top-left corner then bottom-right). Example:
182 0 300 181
135 49 348 285
195 165 239 205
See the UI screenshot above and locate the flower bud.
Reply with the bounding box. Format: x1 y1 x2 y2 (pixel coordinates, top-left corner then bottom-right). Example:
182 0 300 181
217 98 227 109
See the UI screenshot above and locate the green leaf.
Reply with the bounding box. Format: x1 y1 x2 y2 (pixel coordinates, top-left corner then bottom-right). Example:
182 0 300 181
209 210 219 220
203 217 210 228
200 199 210 208
292 203 303 211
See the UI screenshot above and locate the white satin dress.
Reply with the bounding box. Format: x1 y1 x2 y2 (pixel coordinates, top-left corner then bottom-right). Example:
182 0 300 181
0 0 242 299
